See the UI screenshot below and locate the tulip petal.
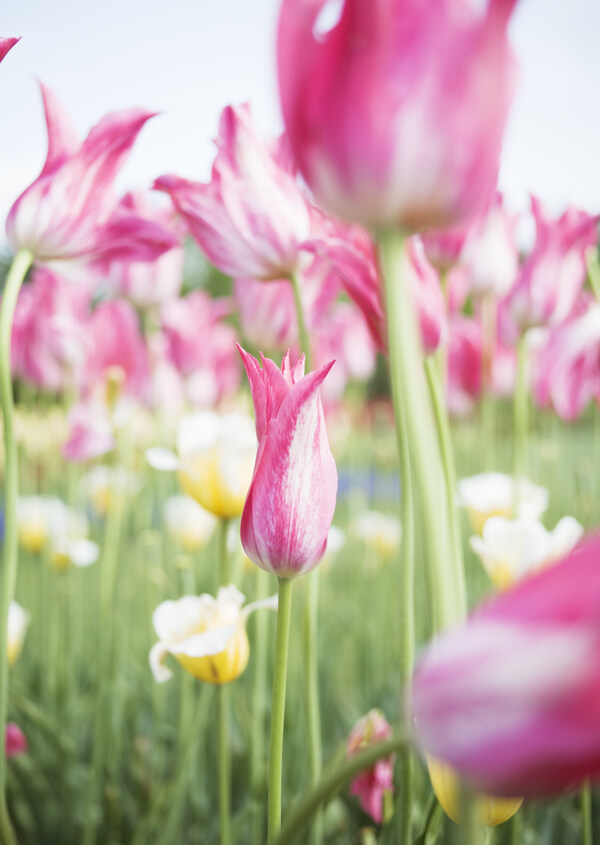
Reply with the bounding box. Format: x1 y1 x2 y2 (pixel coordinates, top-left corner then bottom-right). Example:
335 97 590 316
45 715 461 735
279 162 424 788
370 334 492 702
241 359 337 577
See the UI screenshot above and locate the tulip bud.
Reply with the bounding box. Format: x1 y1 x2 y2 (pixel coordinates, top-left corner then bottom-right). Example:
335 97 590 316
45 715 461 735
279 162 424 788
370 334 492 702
5 724 27 759
238 347 338 578
347 709 395 824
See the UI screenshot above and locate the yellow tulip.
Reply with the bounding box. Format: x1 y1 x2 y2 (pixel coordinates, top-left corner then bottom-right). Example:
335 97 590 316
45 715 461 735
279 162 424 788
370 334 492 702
150 585 277 685
7 602 30 667
427 757 522 826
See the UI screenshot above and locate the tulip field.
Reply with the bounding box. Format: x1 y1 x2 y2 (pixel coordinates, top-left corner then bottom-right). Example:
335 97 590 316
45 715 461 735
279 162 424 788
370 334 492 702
1 3 600 845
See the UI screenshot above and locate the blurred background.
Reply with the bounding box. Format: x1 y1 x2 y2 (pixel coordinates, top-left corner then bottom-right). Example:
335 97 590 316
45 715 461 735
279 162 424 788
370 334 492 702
0 0 598 237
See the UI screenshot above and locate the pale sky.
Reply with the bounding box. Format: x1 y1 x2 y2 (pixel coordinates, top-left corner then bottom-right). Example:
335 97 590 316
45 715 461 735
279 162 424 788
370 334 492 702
0 0 598 239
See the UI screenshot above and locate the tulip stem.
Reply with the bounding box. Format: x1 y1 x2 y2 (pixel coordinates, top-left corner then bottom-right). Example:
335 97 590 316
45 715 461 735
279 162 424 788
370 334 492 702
424 356 467 616
513 333 528 482
582 782 592 845
272 734 408 845
289 270 323 844
251 569 271 845
218 685 231 845
378 230 458 630
268 578 294 843
386 350 415 842
219 518 231 586
218 516 232 845
0 248 34 845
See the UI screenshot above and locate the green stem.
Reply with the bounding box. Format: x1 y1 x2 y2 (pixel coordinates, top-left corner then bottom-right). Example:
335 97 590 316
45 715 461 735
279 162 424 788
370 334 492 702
289 272 312 373
384 371 415 842
378 231 457 631
82 485 125 845
513 334 529 482
219 518 231 587
251 569 270 845
218 516 232 845
268 578 293 843
509 811 522 845
218 685 231 845
0 248 34 845
273 734 407 845
424 357 467 617
582 782 592 845
289 270 322 844
303 575 323 845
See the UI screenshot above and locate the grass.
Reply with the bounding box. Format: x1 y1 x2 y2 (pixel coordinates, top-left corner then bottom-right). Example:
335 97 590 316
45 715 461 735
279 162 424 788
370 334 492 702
3 396 599 843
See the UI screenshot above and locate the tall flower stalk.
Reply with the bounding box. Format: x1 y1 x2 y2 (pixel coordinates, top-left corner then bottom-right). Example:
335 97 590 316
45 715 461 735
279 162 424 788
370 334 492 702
238 347 337 843
0 248 34 845
217 518 232 845
268 578 293 842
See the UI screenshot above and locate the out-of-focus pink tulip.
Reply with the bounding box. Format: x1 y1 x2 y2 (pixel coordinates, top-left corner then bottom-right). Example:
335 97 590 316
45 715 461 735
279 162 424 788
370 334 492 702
422 223 470 274
81 300 149 400
308 224 446 355
11 268 90 391
5 723 27 758
160 291 240 407
106 193 184 308
412 535 600 798
238 347 337 579
235 278 298 351
62 401 115 462
7 84 177 271
278 0 518 231
535 303 600 421
447 317 482 416
347 709 395 824
313 302 377 404
0 38 19 63
504 198 598 337
305 221 387 349
155 104 311 280
461 194 518 298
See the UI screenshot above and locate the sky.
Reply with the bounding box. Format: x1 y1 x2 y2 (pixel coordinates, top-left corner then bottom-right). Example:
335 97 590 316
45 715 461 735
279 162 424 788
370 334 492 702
0 0 598 238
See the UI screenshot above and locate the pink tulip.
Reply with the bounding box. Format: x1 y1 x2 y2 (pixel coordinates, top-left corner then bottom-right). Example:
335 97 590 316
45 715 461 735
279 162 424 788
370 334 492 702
154 104 311 280
412 535 600 797
405 238 447 356
0 38 19 63
81 300 149 400
7 84 177 270
278 0 518 231
446 317 482 416
461 193 519 298
11 268 90 391
347 709 395 823
308 224 446 355
313 302 377 405
235 278 298 352
422 223 470 274
504 198 598 337
62 401 115 462
106 193 184 308
305 221 387 349
160 291 240 406
238 347 337 578
534 302 600 421
5 723 27 758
